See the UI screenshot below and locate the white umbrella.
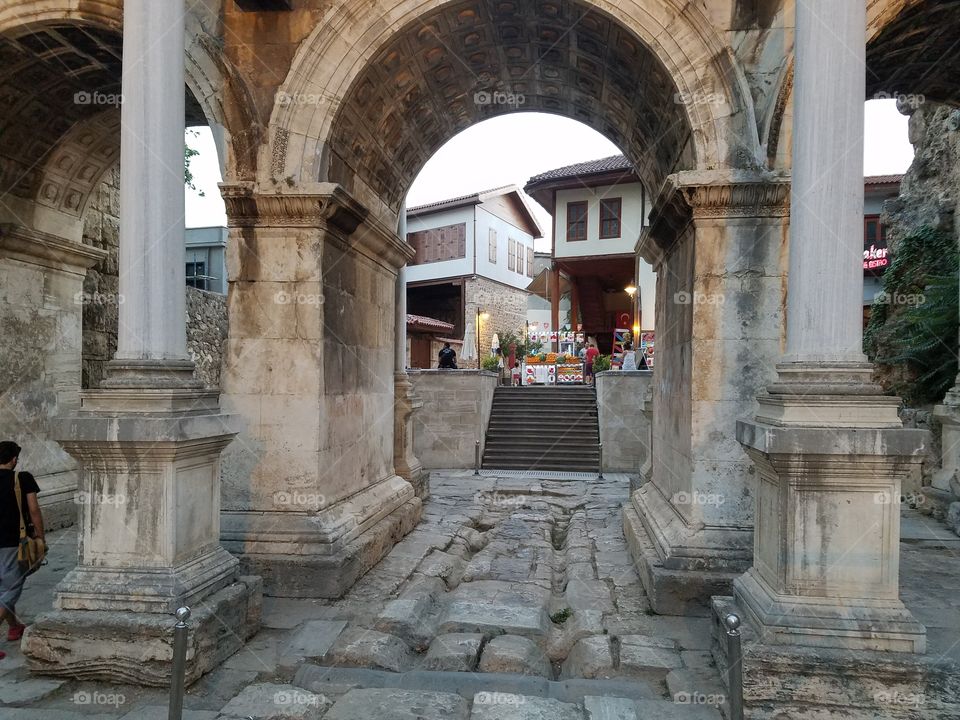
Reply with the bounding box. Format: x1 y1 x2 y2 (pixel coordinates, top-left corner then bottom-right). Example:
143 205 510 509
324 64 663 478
491 333 500 354
461 321 476 361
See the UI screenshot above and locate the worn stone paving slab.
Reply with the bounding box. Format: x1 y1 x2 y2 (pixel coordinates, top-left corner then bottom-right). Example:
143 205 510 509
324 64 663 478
282 620 348 660
323 627 414 673
561 637 615 679
217 682 331 719
0 677 66 705
584 696 637 720
423 633 484 672
324 688 469 720
121 707 218 720
471 693 583 720
478 635 550 677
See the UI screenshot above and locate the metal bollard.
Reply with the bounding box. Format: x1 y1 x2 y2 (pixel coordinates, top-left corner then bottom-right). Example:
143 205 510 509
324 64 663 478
597 442 604 480
474 440 481 476
724 612 744 720
168 606 191 720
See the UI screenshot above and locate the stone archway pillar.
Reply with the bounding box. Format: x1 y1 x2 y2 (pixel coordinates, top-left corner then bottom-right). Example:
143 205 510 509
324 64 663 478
711 1 929 714
22 0 261 686
623 170 790 616
393 206 427 498
218 183 422 598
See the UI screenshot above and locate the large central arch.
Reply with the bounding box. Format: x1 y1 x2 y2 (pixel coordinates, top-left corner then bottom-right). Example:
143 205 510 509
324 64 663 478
263 0 761 220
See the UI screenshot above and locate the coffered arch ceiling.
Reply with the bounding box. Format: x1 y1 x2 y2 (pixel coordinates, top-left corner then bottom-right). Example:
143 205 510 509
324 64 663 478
866 0 960 108
271 0 760 217
0 9 256 232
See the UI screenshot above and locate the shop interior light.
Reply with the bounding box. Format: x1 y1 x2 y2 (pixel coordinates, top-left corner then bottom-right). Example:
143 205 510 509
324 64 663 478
624 284 637 296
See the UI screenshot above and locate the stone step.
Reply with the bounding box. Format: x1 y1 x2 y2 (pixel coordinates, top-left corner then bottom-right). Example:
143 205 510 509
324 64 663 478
483 440 601 451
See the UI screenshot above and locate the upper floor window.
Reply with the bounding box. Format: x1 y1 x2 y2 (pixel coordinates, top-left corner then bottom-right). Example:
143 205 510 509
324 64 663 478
526 247 535 278
516 242 525 276
489 228 497 264
408 223 467 265
186 261 207 291
567 201 588 242
599 198 622 239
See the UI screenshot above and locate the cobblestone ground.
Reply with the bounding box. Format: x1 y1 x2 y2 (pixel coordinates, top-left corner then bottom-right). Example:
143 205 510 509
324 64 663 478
2 472 958 719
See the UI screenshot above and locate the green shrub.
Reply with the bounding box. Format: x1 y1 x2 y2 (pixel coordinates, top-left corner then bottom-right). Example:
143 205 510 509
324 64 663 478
592 354 612 373
864 225 959 404
481 356 501 372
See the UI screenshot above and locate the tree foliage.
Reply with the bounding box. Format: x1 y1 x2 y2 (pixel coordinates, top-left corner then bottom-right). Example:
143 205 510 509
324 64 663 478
864 225 959 404
184 129 205 197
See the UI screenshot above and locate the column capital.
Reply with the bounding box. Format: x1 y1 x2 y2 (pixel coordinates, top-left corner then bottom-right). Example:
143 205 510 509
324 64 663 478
220 182 414 270
639 170 790 264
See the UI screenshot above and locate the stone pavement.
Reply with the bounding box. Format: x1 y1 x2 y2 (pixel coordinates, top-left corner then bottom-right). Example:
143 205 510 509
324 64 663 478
1 471 957 718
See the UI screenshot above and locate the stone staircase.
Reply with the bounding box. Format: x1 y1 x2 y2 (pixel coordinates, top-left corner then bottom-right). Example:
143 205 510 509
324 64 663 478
482 386 600 471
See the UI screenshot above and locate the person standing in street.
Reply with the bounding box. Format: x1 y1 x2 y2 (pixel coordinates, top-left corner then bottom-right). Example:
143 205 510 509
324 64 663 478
0 441 44 656
584 341 600 385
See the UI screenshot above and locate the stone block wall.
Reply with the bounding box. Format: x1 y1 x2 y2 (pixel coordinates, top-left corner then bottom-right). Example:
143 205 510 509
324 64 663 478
409 370 498 468
596 370 653 472
464 276 528 361
80 166 227 390
80 166 121 389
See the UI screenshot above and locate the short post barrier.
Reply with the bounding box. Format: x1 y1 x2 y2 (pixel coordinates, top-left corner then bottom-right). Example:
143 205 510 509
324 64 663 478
474 440 481 476
597 442 604 480
168 606 191 720
724 612 744 720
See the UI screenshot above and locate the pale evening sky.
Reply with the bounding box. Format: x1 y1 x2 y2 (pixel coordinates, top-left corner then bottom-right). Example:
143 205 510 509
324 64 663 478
186 99 914 251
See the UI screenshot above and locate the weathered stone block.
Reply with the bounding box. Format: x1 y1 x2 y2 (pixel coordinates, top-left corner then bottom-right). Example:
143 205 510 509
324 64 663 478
325 689 469 720
218 683 332 719
322 627 413 673
422 633 484 672
477 635 550 676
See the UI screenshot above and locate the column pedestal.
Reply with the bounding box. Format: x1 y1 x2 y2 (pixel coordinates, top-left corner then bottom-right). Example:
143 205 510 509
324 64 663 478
22 389 261 686
929 385 960 520
395 371 428 499
710 364 935 717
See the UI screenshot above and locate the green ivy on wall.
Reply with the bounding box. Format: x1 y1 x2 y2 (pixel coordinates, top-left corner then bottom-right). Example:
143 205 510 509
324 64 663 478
864 226 959 404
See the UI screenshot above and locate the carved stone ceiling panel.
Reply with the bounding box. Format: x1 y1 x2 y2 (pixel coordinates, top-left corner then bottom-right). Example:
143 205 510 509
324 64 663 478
0 23 206 214
867 0 960 107
329 0 694 211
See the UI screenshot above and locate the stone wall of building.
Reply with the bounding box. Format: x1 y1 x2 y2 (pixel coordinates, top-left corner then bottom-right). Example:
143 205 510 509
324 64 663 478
596 370 653 472
80 167 228 390
80 166 121 390
409 370 498 468
464 276 528 361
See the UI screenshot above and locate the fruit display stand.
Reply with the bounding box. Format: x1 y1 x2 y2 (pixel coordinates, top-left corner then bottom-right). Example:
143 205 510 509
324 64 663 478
523 354 584 385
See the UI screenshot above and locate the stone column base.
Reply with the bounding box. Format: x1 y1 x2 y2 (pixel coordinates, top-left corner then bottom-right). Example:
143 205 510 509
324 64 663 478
711 597 959 720
23 576 261 687
734 569 926 653
222 475 422 597
623 483 752 616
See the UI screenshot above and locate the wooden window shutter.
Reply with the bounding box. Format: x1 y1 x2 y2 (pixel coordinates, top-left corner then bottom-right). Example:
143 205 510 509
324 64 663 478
489 229 497 264
527 247 535 277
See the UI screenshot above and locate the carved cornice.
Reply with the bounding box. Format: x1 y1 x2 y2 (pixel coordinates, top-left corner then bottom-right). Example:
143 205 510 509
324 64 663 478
643 171 791 260
219 182 414 271
0 223 107 273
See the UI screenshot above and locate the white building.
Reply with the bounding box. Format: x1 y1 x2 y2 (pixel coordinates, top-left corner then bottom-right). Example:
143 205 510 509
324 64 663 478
524 155 655 355
405 186 544 364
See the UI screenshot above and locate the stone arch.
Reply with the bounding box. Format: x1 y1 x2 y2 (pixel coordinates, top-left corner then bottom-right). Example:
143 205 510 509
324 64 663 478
0 0 260 240
263 0 761 219
764 0 958 170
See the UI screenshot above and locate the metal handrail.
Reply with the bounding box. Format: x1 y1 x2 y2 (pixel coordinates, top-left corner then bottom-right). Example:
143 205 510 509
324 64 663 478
724 612 744 720
168 606 191 720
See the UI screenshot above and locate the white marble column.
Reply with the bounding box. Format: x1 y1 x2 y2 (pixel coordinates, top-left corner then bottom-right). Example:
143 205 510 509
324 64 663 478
782 1 866 364
729 0 927 658
108 0 194 386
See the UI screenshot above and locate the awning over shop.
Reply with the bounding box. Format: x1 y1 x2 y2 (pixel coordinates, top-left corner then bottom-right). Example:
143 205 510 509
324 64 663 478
526 268 571 300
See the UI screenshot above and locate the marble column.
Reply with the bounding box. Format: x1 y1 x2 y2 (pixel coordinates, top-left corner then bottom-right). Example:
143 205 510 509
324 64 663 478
394 204 427 497
22 0 260 685
728 0 926 656
106 0 194 387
